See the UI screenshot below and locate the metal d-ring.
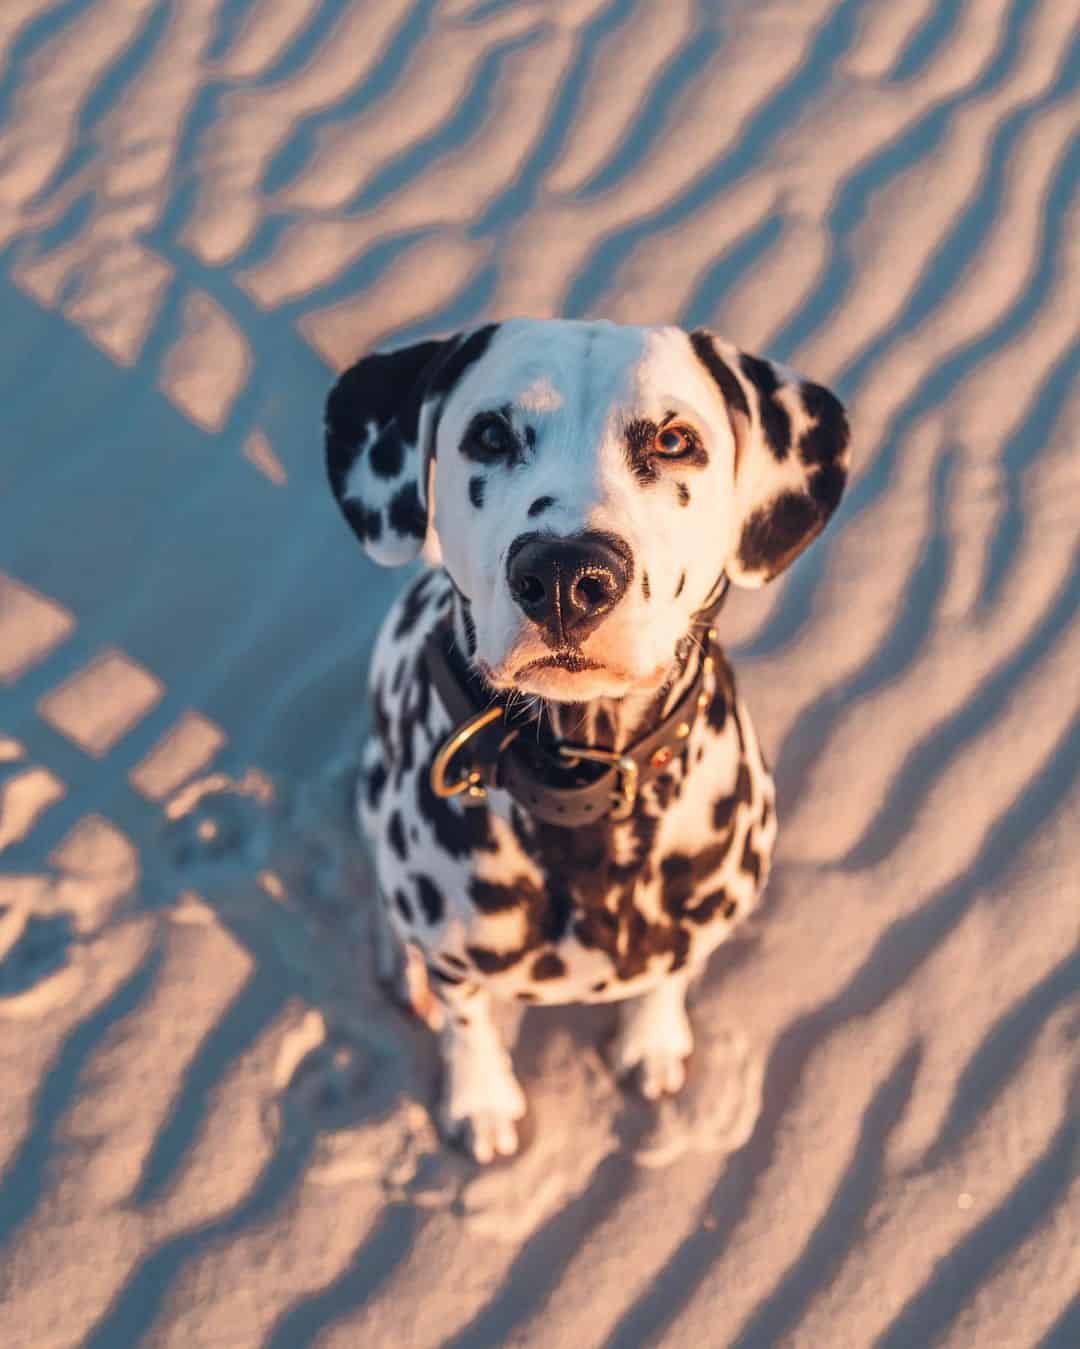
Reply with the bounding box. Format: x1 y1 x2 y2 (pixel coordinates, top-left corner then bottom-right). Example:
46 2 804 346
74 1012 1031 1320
429 705 504 804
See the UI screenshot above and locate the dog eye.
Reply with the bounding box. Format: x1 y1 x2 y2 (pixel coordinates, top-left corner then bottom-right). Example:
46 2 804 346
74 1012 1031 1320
466 413 517 461
653 424 697 457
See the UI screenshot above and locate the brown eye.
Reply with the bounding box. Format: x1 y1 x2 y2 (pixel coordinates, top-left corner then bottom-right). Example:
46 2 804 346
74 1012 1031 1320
465 412 518 463
653 424 695 457
479 420 512 453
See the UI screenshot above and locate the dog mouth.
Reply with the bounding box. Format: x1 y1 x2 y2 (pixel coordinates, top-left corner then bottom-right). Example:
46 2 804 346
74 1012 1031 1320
477 650 671 696
513 651 605 679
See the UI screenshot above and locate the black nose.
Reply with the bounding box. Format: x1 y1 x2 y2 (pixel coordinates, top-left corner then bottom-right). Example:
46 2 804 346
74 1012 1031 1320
507 533 631 646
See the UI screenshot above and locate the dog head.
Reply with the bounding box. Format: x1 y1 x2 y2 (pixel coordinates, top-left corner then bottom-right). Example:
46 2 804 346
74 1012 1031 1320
326 319 850 702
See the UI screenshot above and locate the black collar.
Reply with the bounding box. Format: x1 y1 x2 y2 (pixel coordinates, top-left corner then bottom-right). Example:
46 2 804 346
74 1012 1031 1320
423 578 729 826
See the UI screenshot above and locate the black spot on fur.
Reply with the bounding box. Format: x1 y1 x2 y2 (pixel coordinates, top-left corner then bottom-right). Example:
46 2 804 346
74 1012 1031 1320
369 428 404 479
467 945 526 974
660 833 740 922
686 887 720 923
343 500 382 543
388 810 407 862
469 878 524 913
394 571 435 639
738 491 822 579
531 952 566 980
741 833 762 884
691 887 737 924
706 686 729 735
677 482 691 508
810 460 848 515
528 495 555 518
365 760 387 811
394 890 413 923
388 481 426 539
641 570 651 601
517 989 538 1002
393 652 432 791
713 792 736 833
591 980 608 994
668 924 692 972
652 772 678 812
574 906 620 957
705 650 735 735
468 475 486 508
372 688 392 762
660 853 696 917
690 331 750 421
428 964 466 986
624 418 660 484
416 766 497 860
415 873 444 923
674 570 686 599
739 352 791 460
799 382 849 468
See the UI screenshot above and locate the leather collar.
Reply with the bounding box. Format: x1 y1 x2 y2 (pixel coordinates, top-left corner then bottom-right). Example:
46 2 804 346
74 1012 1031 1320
423 577 729 827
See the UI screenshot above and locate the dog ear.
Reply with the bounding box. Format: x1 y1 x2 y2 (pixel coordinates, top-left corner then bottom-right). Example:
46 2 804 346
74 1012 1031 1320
690 330 851 588
325 326 499 565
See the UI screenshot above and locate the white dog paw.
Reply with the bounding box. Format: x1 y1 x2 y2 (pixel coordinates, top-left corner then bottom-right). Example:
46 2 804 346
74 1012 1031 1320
633 1046 690 1100
612 1002 694 1100
439 1063 527 1164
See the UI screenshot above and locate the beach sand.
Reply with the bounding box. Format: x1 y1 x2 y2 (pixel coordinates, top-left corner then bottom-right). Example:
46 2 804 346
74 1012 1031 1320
1 1 1077 1344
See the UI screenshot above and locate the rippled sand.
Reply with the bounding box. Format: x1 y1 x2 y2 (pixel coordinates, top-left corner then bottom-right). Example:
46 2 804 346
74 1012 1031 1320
1 2 1077 1345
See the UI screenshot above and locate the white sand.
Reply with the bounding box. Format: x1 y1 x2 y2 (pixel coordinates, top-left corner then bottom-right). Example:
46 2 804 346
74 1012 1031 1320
1 1 1077 1345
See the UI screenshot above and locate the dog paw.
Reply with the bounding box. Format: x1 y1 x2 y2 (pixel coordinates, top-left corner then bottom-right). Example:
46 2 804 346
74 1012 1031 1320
439 1062 527 1164
629 1046 690 1100
611 1002 694 1101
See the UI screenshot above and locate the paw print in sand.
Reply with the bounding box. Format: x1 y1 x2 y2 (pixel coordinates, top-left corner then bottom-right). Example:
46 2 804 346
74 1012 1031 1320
273 1009 399 1137
161 769 275 869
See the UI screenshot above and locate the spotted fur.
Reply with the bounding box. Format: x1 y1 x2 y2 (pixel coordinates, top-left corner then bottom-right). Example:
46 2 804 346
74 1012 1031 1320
327 319 850 1162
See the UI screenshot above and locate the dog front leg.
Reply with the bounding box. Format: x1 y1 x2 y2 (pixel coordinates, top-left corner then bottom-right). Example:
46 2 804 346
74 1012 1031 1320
431 977 526 1163
611 967 695 1099
371 894 444 1031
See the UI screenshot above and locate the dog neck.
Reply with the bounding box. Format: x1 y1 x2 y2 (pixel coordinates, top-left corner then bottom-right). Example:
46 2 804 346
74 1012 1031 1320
449 585 705 754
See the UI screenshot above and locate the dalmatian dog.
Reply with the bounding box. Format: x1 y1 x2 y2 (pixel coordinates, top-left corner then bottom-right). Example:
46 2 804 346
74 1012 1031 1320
325 320 849 1163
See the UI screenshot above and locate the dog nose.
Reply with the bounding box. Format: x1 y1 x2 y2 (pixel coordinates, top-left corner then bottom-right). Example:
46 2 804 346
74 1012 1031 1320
507 533 630 644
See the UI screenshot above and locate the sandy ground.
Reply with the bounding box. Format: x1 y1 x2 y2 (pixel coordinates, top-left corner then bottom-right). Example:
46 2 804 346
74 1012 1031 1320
1 1 1078 1345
